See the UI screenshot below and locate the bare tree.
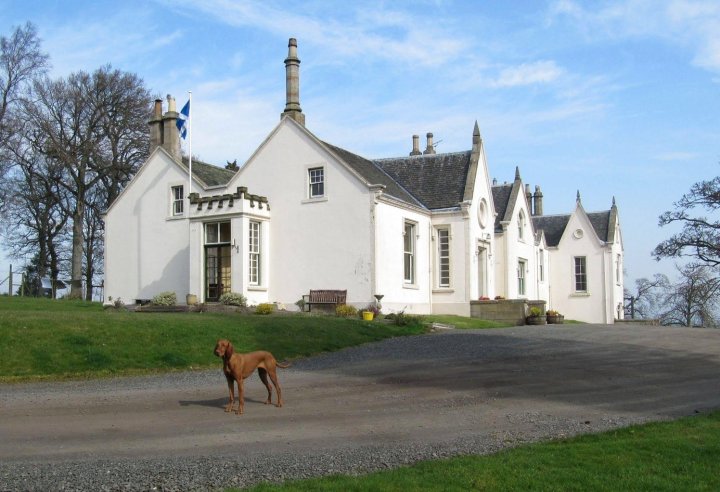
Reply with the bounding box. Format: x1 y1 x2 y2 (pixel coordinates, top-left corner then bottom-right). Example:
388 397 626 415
660 265 720 327
654 176 720 268
18 66 150 299
624 274 669 320
0 22 49 176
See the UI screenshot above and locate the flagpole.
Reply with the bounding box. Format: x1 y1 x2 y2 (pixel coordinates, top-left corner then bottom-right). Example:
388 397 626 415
187 90 192 209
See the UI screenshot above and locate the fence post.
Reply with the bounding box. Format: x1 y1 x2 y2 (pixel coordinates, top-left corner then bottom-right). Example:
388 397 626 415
8 265 12 297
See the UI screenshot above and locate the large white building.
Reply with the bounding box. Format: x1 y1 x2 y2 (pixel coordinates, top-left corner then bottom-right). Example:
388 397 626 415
104 39 624 323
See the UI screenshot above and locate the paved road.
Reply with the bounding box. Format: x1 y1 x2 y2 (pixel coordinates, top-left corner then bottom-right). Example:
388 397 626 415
1 324 719 490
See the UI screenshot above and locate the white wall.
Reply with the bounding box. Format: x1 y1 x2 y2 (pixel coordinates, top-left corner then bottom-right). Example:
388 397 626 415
230 119 374 307
104 150 194 304
374 200 432 314
549 209 611 323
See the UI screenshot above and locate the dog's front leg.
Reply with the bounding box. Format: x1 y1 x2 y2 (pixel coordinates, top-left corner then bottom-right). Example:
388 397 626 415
236 378 245 415
224 375 236 413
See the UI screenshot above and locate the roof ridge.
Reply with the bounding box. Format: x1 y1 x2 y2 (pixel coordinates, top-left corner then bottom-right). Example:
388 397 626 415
373 149 471 162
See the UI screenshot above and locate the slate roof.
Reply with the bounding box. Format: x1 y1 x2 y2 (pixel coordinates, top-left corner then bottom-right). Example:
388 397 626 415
373 151 472 210
321 142 422 207
532 210 612 247
491 184 514 232
587 211 612 242
531 214 571 246
182 157 235 187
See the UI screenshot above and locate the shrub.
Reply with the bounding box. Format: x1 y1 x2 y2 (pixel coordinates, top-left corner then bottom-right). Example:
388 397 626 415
336 304 358 318
255 303 274 315
546 309 561 316
152 291 177 306
386 309 419 326
529 307 544 317
219 292 247 307
295 298 306 311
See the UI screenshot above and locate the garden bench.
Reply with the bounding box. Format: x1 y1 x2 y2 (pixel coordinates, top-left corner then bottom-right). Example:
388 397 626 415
303 289 347 312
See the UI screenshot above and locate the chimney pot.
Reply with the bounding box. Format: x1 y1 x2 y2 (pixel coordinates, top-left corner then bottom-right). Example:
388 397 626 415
525 184 533 215
533 185 543 216
423 132 436 155
281 37 305 125
410 134 421 156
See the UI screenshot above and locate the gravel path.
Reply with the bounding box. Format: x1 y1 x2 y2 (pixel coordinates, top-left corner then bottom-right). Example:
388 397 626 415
1 324 719 491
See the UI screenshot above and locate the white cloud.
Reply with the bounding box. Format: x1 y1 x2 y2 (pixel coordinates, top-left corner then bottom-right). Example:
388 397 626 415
160 0 469 68
547 0 720 73
489 60 564 88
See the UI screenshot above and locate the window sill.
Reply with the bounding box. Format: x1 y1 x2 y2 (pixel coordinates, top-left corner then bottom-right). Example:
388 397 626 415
302 197 328 204
248 286 267 292
433 288 454 294
571 292 590 297
166 215 186 221
403 283 419 290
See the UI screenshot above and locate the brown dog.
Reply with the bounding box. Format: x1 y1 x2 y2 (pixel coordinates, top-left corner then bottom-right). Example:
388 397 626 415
213 339 290 415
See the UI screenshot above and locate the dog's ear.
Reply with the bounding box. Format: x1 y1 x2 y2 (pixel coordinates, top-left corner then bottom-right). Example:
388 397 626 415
225 341 234 358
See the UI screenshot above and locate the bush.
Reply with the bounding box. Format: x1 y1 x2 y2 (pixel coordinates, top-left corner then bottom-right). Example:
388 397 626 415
152 291 177 306
219 292 247 307
386 310 419 326
529 307 544 317
255 303 274 315
336 304 358 318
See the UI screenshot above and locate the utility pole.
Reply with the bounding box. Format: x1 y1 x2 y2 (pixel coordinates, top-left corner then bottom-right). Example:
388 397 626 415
8 265 12 296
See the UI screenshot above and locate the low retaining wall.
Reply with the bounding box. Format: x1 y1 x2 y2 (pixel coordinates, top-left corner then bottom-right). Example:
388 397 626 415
470 299 546 326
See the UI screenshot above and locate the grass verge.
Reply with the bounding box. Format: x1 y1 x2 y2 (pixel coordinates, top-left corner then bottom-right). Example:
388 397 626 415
0 297 426 382
243 411 720 491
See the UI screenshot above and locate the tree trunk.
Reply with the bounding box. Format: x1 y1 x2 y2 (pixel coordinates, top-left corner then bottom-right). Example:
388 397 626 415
70 203 84 299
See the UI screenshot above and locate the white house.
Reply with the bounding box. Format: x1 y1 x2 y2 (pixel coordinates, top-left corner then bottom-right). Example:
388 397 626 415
103 38 623 323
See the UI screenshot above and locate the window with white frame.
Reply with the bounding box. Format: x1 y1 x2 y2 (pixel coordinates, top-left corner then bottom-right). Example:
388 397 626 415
308 167 325 198
171 185 184 216
249 221 261 285
574 256 588 292
205 221 231 244
539 250 545 282
518 259 527 296
403 221 416 284
437 228 450 287
616 254 622 284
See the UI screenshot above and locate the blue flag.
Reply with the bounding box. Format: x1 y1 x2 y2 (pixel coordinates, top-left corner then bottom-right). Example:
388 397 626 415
176 100 190 139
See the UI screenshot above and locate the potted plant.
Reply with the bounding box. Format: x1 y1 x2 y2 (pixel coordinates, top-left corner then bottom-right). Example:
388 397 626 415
526 306 547 325
546 309 565 324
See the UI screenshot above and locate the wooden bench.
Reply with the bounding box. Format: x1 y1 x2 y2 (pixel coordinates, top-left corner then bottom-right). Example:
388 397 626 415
303 289 347 312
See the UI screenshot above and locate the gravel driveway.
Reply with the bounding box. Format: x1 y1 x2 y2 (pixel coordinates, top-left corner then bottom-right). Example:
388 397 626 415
1 324 719 491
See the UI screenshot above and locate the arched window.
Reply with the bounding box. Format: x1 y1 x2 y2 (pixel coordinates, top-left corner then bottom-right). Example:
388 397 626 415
518 210 525 240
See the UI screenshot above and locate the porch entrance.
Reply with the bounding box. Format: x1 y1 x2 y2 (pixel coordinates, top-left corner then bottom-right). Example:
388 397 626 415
477 245 488 298
204 221 231 302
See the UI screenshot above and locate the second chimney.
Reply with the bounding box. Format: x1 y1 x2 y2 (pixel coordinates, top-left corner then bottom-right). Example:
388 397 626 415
533 185 544 216
281 38 305 126
423 132 436 155
410 135 421 156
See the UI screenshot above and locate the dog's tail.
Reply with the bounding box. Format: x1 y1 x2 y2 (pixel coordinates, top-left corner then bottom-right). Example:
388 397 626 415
276 361 291 369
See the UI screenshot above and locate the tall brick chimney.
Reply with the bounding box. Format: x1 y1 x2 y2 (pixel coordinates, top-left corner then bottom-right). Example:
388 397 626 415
409 134 421 156
423 132 436 155
147 96 181 160
281 38 305 125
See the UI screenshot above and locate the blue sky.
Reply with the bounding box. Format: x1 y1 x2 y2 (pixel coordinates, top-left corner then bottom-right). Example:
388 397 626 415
1 0 719 292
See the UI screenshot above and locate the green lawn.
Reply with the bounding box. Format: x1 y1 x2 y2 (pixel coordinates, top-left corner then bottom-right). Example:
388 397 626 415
421 314 512 329
244 411 720 491
0 297 427 381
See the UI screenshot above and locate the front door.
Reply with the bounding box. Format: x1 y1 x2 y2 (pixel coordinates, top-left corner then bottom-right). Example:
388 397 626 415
477 246 487 298
205 245 231 301
204 221 232 302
